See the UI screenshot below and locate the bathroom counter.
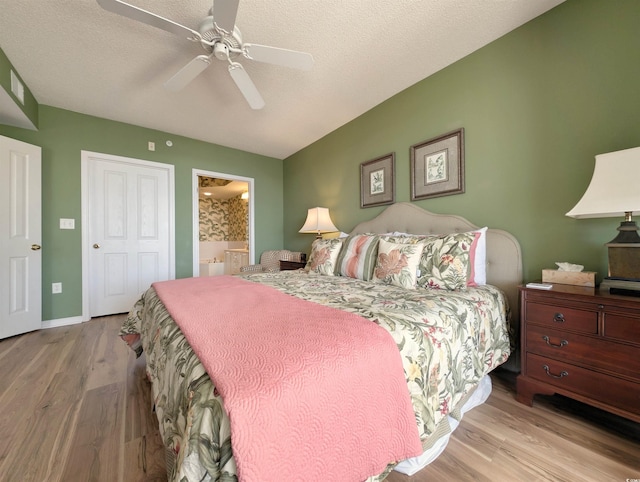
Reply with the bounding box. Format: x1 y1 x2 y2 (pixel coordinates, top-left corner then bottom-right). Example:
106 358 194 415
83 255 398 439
224 249 249 275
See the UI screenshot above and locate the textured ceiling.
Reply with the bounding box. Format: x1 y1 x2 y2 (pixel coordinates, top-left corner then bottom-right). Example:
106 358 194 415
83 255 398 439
0 0 564 159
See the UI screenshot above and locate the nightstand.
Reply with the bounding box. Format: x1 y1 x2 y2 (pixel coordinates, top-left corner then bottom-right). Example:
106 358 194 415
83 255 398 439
516 284 640 423
280 260 306 271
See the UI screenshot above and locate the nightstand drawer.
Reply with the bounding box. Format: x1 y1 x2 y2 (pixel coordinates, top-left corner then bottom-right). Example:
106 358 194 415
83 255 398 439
526 353 640 416
602 312 640 344
525 301 597 334
525 325 640 381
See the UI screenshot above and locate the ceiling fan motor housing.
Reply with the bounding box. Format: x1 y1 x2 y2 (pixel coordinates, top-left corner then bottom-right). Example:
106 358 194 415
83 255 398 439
198 15 242 59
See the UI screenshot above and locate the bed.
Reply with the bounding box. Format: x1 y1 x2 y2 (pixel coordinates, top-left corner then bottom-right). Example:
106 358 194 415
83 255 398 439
121 202 522 481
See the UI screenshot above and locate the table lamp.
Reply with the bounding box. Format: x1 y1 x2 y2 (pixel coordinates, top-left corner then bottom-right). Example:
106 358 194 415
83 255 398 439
299 207 338 239
566 146 640 294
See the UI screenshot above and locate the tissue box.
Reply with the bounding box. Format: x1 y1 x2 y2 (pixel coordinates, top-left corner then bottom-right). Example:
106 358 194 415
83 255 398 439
542 269 596 287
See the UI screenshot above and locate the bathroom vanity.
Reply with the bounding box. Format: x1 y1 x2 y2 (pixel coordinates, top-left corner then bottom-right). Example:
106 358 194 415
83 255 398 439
224 249 249 275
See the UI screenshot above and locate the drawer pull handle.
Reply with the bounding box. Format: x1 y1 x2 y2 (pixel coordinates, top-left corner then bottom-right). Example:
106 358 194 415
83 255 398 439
543 365 568 379
542 336 568 348
553 313 565 323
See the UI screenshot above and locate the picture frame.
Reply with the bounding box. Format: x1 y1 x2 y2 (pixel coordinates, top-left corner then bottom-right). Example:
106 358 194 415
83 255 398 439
360 153 395 208
410 128 465 201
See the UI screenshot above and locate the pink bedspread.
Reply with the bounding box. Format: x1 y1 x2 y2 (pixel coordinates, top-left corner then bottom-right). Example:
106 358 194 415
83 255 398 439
152 276 421 482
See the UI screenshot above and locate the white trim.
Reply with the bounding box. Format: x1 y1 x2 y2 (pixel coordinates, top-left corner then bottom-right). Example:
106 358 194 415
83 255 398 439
192 169 255 276
81 150 176 321
41 315 84 330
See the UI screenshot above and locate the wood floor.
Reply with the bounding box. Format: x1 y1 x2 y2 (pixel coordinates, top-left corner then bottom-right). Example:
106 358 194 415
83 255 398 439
0 315 638 482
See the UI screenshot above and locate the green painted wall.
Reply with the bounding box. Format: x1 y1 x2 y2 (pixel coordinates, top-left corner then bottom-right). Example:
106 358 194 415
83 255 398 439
1 0 638 321
0 46 38 128
283 0 640 284
0 106 283 321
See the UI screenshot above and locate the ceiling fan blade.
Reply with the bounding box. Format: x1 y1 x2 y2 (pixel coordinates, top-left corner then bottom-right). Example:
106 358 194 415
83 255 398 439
228 63 265 110
243 44 314 71
164 55 212 91
96 0 201 40
213 0 240 34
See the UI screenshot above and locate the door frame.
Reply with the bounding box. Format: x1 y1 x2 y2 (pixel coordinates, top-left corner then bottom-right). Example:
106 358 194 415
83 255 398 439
81 151 175 321
192 168 255 276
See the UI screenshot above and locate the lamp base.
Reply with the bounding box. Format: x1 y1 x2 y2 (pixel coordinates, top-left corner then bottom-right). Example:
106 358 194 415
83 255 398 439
600 277 640 297
607 245 640 279
607 219 640 244
606 218 640 280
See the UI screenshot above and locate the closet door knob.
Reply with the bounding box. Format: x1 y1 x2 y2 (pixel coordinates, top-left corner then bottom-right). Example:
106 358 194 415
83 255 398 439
31 244 41 250
93 243 101 249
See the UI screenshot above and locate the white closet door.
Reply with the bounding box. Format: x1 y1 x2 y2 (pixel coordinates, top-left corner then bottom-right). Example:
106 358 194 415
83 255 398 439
85 152 173 317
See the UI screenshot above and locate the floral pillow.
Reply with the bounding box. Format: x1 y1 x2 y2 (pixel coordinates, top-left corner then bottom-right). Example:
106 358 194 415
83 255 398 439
335 234 379 280
379 234 427 245
372 239 425 289
417 231 477 290
305 238 343 275
382 229 487 286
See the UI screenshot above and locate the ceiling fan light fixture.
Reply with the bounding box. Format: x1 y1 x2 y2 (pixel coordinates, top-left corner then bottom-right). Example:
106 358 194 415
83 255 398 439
213 42 230 61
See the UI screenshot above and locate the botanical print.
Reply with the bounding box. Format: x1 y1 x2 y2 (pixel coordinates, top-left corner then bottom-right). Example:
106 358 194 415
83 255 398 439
361 154 395 208
425 149 448 184
370 168 384 195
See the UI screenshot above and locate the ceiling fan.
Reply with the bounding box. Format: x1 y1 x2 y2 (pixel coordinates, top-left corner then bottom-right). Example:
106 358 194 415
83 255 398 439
96 0 314 109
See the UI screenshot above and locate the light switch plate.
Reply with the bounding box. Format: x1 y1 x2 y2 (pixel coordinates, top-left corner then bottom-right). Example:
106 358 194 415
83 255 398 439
60 218 75 229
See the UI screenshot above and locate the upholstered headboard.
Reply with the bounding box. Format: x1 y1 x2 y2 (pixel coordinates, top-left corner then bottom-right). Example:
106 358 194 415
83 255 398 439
350 202 523 320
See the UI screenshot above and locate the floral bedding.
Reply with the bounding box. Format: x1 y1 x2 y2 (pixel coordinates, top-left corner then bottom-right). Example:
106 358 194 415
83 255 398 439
121 270 512 482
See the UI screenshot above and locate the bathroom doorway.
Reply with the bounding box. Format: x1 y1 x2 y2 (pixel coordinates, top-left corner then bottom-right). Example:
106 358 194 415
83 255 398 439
192 169 254 277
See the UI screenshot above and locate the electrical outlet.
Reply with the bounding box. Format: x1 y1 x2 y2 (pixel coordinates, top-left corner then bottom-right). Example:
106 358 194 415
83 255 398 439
148 141 155 151
52 282 62 294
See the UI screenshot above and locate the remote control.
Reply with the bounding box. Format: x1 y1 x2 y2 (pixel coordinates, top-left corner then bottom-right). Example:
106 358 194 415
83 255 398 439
526 282 553 290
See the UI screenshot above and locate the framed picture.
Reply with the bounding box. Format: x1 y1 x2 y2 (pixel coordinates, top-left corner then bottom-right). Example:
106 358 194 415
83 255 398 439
410 128 465 200
360 153 395 208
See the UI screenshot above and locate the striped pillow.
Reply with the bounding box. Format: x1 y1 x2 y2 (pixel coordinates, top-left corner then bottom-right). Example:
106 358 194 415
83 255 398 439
336 234 379 280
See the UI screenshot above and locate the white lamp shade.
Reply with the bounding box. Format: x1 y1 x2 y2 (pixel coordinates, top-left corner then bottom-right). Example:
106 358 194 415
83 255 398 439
299 207 338 234
566 146 640 219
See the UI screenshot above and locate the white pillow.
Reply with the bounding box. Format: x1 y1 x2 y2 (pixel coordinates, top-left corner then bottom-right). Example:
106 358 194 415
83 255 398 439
471 227 487 285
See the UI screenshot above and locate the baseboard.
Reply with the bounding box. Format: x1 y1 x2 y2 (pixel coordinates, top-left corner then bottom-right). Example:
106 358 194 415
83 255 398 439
41 315 85 329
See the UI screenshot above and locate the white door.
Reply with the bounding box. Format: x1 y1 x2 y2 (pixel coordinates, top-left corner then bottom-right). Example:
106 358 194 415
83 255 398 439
83 151 174 317
0 135 41 339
